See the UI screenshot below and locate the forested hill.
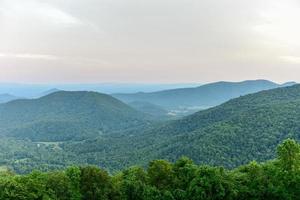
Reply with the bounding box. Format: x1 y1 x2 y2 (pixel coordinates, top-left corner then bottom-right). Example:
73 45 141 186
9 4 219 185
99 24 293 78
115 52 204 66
0 91 148 142
123 84 300 168
113 80 294 110
67 84 300 171
148 83 300 136
128 101 169 118
2 85 300 174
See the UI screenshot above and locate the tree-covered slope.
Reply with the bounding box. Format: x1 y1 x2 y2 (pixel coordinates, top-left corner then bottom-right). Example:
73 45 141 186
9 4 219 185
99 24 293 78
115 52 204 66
2 85 300 173
0 91 148 142
113 80 291 110
127 84 300 167
65 84 300 171
128 101 169 118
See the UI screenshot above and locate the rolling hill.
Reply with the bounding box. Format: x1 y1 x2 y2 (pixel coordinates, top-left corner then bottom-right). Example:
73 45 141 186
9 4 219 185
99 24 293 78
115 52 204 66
0 91 148 142
64 84 300 170
128 84 300 167
113 80 296 113
2 84 300 173
0 94 19 104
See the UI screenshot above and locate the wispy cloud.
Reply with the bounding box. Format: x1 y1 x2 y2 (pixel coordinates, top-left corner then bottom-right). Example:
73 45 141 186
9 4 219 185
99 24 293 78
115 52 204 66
0 53 110 65
1 0 82 26
0 53 59 60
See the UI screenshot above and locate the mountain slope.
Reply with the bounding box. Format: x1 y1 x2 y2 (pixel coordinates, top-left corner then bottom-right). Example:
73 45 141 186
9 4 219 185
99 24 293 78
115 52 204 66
65 84 300 170
130 84 300 167
113 80 293 111
0 91 148 142
2 84 300 173
128 101 169 118
0 94 19 104
36 88 61 98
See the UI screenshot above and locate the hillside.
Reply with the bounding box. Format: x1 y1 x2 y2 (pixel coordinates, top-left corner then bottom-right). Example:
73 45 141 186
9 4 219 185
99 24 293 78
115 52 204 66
128 101 169 118
0 91 148 142
0 94 19 104
2 84 300 173
113 80 294 113
127 84 300 167
64 84 300 170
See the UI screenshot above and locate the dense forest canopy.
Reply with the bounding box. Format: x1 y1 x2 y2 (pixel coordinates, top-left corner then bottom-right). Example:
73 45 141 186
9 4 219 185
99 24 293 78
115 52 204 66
0 139 299 200
1 84 300 174
0 91 149 142
59 84 300 172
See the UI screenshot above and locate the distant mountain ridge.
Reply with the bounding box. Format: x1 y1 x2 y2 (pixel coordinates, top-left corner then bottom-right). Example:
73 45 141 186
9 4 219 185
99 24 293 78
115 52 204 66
0 93 19 104
113 80 297 112
0 83 201 97
0 91 148 142
36 88 61 98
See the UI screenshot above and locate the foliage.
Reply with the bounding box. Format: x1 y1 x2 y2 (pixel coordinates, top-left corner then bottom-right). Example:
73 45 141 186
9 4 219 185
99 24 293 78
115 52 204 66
0 91 149 142
1 85 300 174
0 139 299 200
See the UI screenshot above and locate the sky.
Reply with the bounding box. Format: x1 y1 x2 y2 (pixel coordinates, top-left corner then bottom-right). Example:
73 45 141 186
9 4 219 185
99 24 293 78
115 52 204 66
0 0 299 84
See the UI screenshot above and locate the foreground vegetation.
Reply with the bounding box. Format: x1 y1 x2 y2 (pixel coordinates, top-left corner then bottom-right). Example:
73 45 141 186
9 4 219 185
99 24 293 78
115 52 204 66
0 139 299 200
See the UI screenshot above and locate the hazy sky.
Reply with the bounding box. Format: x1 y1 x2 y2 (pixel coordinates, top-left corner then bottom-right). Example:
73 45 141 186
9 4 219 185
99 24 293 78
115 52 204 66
0 0 299 83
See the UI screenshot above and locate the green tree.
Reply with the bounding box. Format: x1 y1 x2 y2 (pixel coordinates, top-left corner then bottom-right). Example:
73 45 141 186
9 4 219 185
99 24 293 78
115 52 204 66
46 171 72 200
277 138 300 172
80 166 113 200
147 160 174 190
120 166 148 200
187 166 235 200
66 166 82 200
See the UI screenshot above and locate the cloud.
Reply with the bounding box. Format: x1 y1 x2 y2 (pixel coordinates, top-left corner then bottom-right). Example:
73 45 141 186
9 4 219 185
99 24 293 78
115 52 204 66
0 53 59 60
253 0 300 47
0 53 111 67
0 0 300 83
0 0 82 26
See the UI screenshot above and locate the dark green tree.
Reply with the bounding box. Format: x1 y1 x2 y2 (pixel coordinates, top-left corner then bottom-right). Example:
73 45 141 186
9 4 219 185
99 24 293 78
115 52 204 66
66 166 82 200
187 166 235 200
120 166 148 200
277 138 300 172
147 160 174 190
80 166 113 200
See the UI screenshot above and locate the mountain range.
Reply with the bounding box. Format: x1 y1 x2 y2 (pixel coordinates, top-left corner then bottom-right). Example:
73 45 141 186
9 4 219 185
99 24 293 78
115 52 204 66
63 83 300 170
113 80 297 115
0 80 299 173
0 94 19 104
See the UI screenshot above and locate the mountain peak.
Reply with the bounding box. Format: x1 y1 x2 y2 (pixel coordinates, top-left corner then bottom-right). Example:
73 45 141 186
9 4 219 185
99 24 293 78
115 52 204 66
0 91 148 142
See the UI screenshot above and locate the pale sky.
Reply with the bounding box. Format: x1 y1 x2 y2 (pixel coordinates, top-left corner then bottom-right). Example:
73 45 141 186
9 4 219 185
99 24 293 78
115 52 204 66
0 0 299 83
